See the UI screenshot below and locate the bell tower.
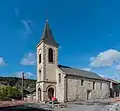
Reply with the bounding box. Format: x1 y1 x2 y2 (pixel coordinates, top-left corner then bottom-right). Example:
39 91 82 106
36 20 59 102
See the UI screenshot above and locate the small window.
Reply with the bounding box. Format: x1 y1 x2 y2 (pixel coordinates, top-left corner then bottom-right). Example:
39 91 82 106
48 48 53 63
39 70 41 81
39 54 41 63
93 82 95 89
100 83 102 90
59 73 61 83
81 80 84 86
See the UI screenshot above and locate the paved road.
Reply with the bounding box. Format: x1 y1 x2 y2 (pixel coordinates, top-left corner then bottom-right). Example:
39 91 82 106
0 105 51 111
54 104 112 111
4 102 115 111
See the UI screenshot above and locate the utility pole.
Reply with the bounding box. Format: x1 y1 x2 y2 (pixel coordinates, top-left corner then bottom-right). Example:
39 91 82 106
21 72 24 101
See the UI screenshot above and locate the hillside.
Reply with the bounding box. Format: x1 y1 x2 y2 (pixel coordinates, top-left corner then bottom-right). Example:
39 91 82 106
0 76 36 89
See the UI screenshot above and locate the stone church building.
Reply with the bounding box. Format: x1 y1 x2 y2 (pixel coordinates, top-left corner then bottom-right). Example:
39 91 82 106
36 20 110 102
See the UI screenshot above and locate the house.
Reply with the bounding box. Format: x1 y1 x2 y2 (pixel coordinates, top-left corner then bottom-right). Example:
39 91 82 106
36 20 110 102
24 87 36 96
0 83 7 87
106 78 120 98
24 88 36 102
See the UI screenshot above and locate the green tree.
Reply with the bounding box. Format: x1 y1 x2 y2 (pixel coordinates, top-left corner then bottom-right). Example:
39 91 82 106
0 86 21 100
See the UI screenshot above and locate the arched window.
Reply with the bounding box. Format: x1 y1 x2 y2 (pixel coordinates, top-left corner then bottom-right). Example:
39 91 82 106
38 88 41 101
59 73 61 83
81 80 84 86
38 49 41 63
39 54 41 63
48 48 53 63
39 70 41 81
93 82 95 89
100 83 102 90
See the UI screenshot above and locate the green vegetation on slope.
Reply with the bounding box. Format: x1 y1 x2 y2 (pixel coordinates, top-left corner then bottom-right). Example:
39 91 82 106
0 76 36 89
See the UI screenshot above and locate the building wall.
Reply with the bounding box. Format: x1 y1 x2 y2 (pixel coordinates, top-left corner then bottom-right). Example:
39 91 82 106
66 76 110 101
37 43 58 82
36 41 110 103
36 42 58 102
56 68 65 102
37 42 44 82
36 82 56 102
44 44 58 82
24 91 36 102
109 82 119 98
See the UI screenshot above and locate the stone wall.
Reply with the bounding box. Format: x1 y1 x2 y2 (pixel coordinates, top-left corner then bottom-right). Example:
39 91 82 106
44 44 58 82
36 42 58 102
37 43 58 82
37 42 44 82
66 76 110 101
36 82 56 102
56 68 65 102
24 95 36 103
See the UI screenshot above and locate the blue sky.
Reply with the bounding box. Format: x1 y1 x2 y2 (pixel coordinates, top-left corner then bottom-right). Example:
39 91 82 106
0 0 120 80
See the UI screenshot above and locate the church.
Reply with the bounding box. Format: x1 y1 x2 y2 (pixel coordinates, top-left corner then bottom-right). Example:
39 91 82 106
36 20 110 102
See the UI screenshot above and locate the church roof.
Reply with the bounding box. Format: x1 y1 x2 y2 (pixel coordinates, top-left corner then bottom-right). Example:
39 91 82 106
58 65 107 81
40 20 59 47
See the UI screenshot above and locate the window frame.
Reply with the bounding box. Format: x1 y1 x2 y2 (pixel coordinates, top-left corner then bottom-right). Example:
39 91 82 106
48 48 54 63
39 54 41 63
59 73 61 83
81 80 84 86
93 82 95 89
100 83 102 90
39 70 41 81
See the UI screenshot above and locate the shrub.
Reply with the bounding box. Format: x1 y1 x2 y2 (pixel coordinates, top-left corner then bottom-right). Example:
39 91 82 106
0 86 21 100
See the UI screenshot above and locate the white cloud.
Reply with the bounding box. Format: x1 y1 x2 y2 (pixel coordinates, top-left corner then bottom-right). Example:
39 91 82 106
14 8 32 37
115 64 120 70
83 68 92 71
15 71 35 79
90 49 120 68
25 72 34 77
21 20 32 37
0 57 6 66
85 49 120 81
20 52 36 66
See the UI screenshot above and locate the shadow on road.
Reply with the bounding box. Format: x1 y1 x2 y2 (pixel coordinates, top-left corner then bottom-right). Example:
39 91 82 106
0 105 52 111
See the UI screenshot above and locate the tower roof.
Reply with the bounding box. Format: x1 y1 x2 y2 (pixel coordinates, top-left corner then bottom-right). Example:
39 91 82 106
40 20 59 47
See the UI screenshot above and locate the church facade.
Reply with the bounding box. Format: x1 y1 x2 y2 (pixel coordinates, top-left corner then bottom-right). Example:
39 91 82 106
36 20 110 102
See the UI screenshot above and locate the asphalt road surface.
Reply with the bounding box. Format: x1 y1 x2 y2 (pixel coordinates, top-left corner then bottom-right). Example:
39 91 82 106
58 104 112 111
0 102 117 111
0 105 51 111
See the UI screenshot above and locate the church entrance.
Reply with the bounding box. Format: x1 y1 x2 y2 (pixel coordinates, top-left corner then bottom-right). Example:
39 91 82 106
48 88 54 100
38 88 41 102
87 90 91 100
